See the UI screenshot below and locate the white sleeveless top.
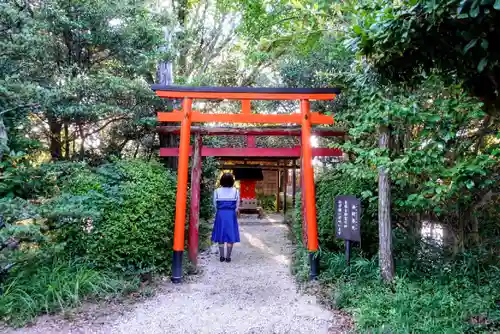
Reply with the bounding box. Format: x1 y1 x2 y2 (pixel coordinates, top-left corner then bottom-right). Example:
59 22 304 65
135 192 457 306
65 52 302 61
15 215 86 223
213 187 240 211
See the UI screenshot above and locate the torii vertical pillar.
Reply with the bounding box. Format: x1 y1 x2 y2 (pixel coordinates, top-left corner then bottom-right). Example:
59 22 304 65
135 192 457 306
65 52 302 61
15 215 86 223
171 98 193 283
300 99 319 280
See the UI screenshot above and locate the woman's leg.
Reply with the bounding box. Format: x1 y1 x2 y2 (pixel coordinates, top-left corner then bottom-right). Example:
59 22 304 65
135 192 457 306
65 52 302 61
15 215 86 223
226 243 234 261
218 242 225 261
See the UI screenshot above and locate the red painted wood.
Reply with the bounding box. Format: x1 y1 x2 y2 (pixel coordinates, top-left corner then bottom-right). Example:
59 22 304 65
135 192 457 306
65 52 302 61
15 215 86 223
283 168 288 215
242 100 251 114
173 98 192 252
157 126 344 137
300 141 308 247
188 134 202 266
158 111 334 125
160 147 343 157
246 135 256 148
301 100 319 251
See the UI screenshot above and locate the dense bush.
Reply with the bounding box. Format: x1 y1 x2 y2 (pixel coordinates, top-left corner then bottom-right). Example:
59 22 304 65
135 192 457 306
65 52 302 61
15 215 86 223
292 169 500 333
312 251 500 334
45 159 178 274
256 193 277 212
0 159 182 325
315 169 378 256
292 168 378 256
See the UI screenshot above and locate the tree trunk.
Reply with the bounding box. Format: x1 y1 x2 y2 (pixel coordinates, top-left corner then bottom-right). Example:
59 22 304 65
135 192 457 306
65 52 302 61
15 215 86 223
378 125 395 283
64 122 70 159
457 206 465 253
79 124 85 160
176 0 188 76
468 213 480 247
49 116 62 161
157 28 177 170
0 116 7 159
133 142 140 158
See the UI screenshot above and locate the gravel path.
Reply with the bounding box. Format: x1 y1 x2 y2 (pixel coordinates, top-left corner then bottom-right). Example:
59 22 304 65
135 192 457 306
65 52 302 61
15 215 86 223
6 215 351 334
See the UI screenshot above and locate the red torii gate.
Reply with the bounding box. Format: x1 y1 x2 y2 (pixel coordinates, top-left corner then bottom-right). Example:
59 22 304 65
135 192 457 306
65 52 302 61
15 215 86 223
151 85 341 283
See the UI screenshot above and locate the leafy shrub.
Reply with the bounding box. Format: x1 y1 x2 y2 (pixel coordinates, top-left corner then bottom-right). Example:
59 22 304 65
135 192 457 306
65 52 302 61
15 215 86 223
257 193 276 211
293 238 500 333
0 161 92 199
292 168 378 256
0 159 185 326
48 159 177 275
1 159 178 276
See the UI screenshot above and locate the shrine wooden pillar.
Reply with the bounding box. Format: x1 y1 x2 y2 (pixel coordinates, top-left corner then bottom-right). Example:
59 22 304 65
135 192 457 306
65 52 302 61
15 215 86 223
276 170 280 213
283 167 288 215
300 99 319 280
292 163 297 209
188 133 202 266
171 98 193 283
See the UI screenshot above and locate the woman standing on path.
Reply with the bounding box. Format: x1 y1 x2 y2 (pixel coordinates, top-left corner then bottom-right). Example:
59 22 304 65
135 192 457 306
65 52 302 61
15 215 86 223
212 173 241 262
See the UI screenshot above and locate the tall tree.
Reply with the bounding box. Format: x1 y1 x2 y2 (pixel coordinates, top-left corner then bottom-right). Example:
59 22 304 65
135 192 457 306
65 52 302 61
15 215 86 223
1 0 167 161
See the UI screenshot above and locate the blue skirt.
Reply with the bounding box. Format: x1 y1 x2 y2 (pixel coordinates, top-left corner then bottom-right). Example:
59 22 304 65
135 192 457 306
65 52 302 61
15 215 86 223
211 200 240 243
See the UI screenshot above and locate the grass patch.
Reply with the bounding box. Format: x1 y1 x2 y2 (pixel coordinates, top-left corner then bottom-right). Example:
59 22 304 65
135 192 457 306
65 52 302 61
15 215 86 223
292 249 500 334
0 258 139 327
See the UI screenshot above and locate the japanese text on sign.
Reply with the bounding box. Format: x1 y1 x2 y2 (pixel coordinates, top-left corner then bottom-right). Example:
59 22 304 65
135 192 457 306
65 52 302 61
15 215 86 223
334 196 361 242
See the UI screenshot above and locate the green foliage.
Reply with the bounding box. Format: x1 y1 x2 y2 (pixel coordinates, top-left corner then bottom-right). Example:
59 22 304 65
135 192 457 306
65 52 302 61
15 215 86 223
0 161 94 199
0 159 178 325
256 193 276 212
293 194 500 332
0 258 137 327
285 27 499 332
315 169 379 256
305 249 500 333
292 170 378 256
92 160 176 274
0 0 167 160
45 159 177 275
346 0 500 108
199 157 219 221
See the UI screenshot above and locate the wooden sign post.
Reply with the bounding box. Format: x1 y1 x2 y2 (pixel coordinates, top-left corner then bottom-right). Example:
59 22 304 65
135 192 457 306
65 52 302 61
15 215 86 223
334 196 361 267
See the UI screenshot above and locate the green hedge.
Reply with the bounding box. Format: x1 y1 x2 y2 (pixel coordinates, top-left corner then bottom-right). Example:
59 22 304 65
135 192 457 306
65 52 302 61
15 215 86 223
293 169 378 256
36 159 177 275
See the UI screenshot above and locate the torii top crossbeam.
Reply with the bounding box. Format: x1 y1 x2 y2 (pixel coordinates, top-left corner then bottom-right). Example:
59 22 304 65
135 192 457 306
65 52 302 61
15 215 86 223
152 84 341 284
152 85 340 125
